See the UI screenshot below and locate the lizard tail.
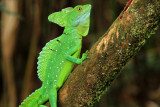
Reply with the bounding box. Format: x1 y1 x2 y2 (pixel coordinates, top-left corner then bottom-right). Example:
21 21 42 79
20 87 48 107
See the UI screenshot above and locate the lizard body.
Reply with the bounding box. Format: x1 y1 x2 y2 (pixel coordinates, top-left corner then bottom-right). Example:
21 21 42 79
20 4 91 107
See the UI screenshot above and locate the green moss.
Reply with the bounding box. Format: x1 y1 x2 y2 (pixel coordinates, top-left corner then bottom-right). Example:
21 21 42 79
83 1 160 107
129 1 159 40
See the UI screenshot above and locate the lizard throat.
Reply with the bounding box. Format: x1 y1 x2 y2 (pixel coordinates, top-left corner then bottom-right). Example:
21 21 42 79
63 27 82 39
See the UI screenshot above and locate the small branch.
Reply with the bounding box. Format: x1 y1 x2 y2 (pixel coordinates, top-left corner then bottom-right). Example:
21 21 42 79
58 0 160 106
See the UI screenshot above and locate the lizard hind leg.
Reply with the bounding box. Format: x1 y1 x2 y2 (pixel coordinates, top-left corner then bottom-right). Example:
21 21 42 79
49 88 57 107
20 87 49 107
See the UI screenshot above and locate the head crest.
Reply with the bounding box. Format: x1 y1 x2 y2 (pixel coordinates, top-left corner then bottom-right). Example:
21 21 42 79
48 7 73 27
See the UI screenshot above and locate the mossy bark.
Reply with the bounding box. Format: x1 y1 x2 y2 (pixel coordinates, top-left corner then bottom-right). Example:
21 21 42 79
57 0 160 106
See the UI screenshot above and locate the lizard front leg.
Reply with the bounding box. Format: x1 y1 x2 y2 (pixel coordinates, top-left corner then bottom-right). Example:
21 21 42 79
65 45 89 64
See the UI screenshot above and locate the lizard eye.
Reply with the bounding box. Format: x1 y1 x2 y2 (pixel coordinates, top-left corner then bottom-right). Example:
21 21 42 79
77 7 82 11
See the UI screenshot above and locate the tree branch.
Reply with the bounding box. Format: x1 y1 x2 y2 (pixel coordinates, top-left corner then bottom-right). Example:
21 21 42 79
58 0 160 106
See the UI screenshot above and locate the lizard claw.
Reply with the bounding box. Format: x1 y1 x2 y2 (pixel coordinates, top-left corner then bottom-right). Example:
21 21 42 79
82 50 89 59
80 50 89 66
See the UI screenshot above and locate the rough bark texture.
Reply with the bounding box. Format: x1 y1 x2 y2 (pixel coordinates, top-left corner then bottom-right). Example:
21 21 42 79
58 0 160 106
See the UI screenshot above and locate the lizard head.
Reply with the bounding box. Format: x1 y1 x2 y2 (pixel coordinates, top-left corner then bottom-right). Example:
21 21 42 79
68 4 91 36
48 4 91 36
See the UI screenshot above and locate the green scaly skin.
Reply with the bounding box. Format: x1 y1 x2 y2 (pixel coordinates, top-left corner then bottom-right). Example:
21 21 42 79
20 4 91 107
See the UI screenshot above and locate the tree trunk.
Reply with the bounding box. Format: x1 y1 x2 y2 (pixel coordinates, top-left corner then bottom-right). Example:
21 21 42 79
58 0 160 106
1 0 20 107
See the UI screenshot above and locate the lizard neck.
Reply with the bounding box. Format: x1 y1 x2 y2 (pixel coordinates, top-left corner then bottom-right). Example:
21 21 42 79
63 26 82 39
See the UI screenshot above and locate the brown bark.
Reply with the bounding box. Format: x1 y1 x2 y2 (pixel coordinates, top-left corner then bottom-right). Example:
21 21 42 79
58 0 160 106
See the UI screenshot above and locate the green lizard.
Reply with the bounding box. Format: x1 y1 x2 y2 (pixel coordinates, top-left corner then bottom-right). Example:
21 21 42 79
20 4 91 107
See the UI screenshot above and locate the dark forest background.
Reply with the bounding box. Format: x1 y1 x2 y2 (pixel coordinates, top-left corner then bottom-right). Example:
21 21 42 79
0 0 160 107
